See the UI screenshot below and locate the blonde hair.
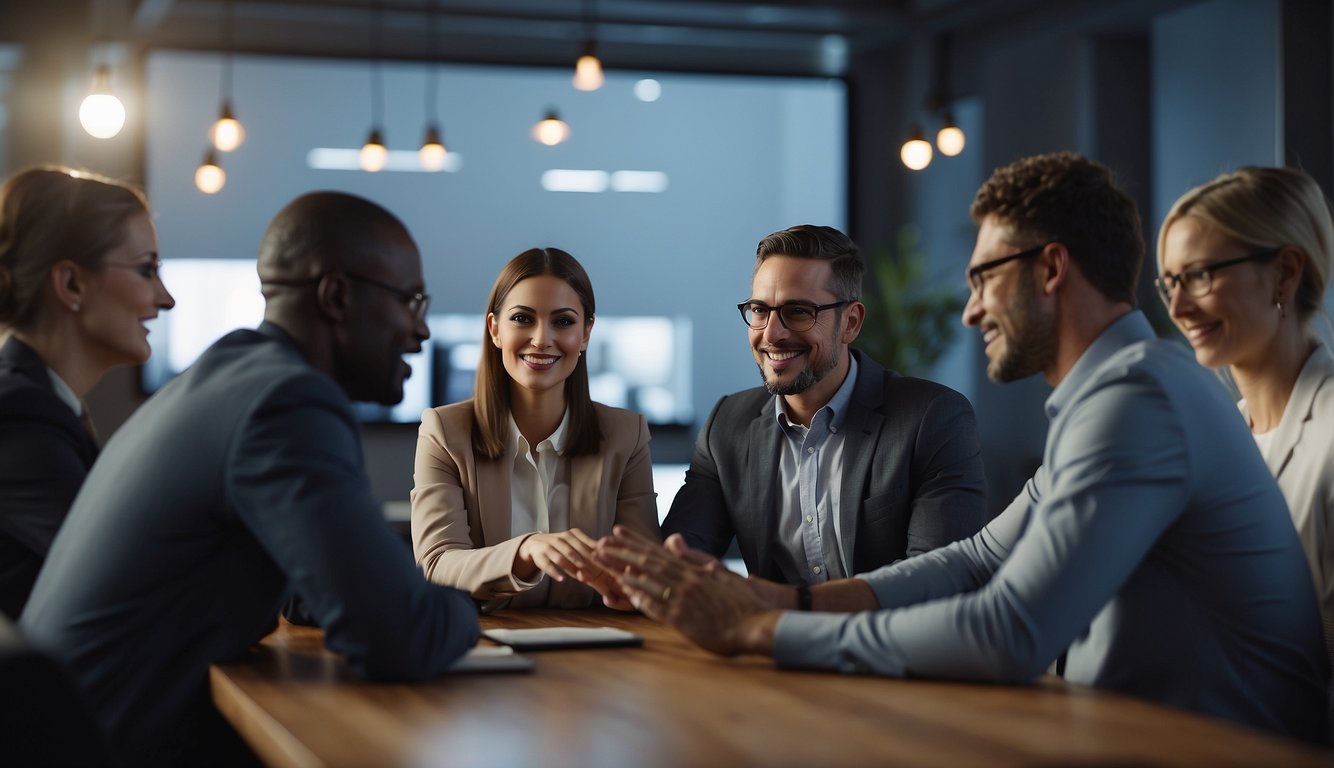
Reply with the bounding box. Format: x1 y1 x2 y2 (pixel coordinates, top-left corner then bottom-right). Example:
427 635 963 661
1158 166 1333 326
0 166 149 331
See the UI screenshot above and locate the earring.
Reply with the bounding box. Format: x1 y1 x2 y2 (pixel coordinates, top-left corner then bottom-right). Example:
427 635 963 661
1275 296 1286 319
70 303 80 312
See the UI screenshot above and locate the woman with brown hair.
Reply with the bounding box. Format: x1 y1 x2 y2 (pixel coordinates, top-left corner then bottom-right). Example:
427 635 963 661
0 166 175 618
411 247 659 609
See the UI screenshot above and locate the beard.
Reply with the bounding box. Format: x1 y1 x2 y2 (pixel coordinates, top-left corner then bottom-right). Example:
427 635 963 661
758 318 842 396
988 270 1056 383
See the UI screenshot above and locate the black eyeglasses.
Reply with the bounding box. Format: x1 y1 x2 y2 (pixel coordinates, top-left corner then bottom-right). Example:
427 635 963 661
263 272 431 320
966 243 1049 294
737 300 849 331
345 273 431 320
1154 249 1280 306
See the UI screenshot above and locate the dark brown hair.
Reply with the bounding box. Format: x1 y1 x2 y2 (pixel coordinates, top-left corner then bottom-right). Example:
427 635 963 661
755 224 863 300
473 247 602 459
971 152 1144 305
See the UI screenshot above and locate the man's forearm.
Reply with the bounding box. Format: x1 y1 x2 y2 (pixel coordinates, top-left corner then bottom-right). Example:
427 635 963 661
810 577 879 612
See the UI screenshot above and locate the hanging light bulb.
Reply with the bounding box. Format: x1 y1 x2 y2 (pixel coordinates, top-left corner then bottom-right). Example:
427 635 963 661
78 65 126 139
419 125 447 171
573 40 604 91
209 101 246 152
360 129 388 172
900 126 933 171
195 150 226 194
936 113 965 157
532 110 570 146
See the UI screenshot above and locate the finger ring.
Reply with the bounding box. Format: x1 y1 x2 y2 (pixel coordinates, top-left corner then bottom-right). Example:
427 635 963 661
661 586 672 601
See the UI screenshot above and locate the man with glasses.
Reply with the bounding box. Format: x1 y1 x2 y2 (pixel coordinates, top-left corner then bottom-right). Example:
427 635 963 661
662 224 987 589
22 192 479 764
601 154 1327 744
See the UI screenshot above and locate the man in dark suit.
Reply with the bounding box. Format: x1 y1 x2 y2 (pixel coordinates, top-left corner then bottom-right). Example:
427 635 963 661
0 337 98 619
21 192 479 765
663 225 986 586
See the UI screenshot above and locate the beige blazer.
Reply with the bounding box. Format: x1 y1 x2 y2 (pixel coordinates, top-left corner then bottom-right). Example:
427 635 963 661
1243 342 1334 662
411 400 659 608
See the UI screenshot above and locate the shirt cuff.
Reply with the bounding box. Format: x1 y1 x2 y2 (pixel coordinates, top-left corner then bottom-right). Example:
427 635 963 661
773 610 853 671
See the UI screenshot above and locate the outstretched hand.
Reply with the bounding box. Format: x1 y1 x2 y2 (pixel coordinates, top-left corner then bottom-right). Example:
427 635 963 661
596 525 781 656
515 528 636 611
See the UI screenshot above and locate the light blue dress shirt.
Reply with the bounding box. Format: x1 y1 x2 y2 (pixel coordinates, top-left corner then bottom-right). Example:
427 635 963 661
773 355 858 584
773 311 1328 743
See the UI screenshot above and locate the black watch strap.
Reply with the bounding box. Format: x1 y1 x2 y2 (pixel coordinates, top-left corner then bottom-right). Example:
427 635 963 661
796 585 813 611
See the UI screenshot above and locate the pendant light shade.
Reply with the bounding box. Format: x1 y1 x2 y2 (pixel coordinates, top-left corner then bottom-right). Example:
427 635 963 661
532 110 570 146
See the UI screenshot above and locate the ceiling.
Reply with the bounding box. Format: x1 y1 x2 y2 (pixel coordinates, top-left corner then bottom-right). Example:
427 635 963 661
4 0 1185 78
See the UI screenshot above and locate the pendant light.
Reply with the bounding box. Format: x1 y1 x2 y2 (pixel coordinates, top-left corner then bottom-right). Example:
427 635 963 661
360 0 388 172
936 114 965 157
209 0 245 152
900 126 932 171
79 64 126 139
419 0 448 171
572 0 604 91
195 150 226 194
78 2 125 140
532 109 570 146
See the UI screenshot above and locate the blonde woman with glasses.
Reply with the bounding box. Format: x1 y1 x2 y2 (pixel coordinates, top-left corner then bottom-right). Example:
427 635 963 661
0 167 175 619
1157 166 1334 665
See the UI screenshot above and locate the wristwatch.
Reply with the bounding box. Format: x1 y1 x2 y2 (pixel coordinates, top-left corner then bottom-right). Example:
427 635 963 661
795 585 813 611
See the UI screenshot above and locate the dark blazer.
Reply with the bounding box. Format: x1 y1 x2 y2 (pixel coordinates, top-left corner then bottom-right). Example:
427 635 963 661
663 349 986 582
0 336 98 620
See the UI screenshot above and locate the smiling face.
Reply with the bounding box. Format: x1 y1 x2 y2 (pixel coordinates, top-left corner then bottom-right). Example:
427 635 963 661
961 215 1057 383
1159 215 1279 370
747 255 860 407
488 274 592 401
76 211 175 369
337 225 431 405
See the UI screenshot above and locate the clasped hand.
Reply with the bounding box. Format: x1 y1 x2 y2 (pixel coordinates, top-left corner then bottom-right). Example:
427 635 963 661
594 525 786 656
516 528 635 610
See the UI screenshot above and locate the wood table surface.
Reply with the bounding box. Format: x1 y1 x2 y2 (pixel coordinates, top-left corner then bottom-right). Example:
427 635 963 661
211 609 1332 768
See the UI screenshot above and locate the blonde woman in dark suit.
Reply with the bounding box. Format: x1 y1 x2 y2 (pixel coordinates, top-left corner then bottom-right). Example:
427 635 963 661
411 248 659 609
1158 166 1334 665
0 167 174 619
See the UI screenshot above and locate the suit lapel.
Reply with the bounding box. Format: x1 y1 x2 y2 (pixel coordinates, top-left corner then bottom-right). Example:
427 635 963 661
839 353 885 569
747 403 782 573
569 452 602 532
474 452 513 542
2 336 98 463
1268 345 1334 480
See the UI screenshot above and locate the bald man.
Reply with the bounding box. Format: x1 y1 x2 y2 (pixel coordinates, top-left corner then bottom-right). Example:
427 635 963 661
21 192 479 765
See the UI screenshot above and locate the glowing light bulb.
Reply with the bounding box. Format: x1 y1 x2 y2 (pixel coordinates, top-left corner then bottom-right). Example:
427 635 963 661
900 129 932 171
532 111 569 146
210 102 245 152
936 121 965 157
573 42 604 91
78 65 126 139
360 129 388 172
195 152 225 194
419 126 447 171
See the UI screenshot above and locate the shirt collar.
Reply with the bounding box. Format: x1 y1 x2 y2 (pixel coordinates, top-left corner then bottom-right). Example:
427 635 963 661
773 353 859 431
45 367 82 416
508 407 572 458
1045 310 1154 421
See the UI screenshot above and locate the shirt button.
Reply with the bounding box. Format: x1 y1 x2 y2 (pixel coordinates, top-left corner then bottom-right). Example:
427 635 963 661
812 565 822 574
805 515 813 523
830 426 838 434
806 447 816 455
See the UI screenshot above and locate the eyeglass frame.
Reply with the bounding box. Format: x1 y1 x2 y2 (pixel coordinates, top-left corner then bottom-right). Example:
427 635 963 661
1153 249 1280 306
736 299 851 331
966 243 1050 295
262 271 431 320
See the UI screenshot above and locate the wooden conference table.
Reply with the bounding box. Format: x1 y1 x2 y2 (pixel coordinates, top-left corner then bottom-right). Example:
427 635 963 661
211 610 1331 768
